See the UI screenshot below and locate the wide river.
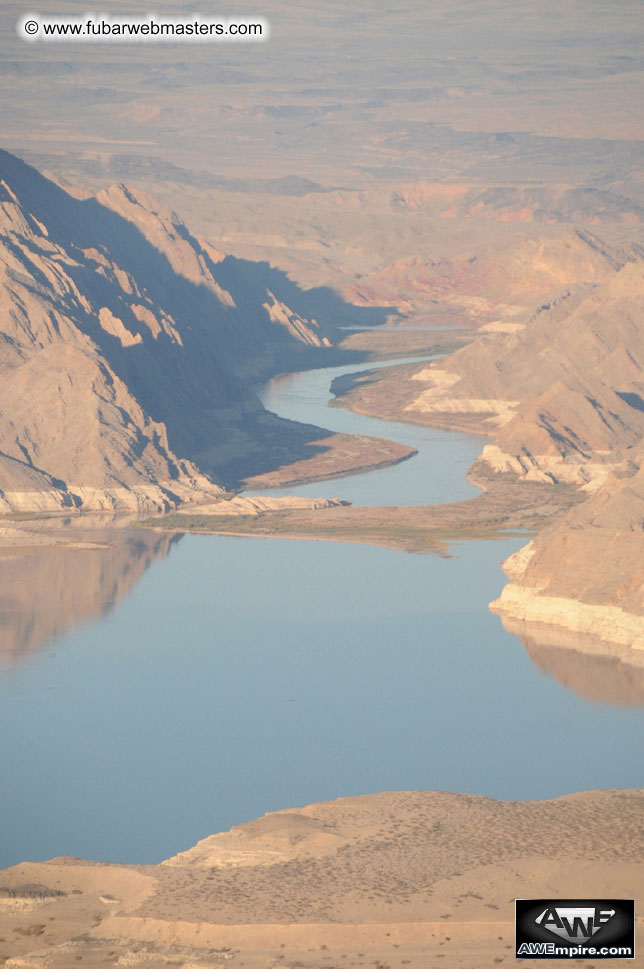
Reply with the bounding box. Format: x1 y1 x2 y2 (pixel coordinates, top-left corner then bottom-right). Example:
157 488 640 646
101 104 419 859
1 356 643 868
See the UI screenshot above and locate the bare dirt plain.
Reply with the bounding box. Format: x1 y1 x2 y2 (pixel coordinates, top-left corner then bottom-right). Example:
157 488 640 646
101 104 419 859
2 790 643 969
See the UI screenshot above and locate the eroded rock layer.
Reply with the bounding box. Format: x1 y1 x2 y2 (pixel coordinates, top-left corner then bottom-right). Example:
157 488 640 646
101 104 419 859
0 150 342 513
334 231 644 651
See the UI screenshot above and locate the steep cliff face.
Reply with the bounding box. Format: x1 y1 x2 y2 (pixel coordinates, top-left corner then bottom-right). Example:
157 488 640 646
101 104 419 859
399 235 644 650
335 226 644 651
403 238 644 490
490 440 644 649
0 150 334 512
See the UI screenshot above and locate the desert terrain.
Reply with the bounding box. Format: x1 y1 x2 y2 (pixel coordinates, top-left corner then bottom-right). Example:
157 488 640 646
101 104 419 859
2 790 643 969
1 1 643 966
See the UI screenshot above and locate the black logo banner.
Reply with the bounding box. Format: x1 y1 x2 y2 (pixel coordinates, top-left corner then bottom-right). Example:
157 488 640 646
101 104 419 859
515 899 634 959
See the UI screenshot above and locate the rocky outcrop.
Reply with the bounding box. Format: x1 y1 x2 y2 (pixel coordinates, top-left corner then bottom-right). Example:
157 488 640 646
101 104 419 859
490 441 644 650
0 150 347 512
390 232 644 650
491 585 644 650
403 246 644 490
336 227 644 652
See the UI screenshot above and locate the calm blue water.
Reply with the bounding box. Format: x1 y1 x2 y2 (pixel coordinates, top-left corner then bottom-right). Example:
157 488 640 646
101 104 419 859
2 533 644 869
1 359 643 869
245 356 483 506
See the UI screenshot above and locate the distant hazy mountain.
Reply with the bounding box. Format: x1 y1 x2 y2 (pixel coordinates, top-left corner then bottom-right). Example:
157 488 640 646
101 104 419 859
344 226 640 321
390 182 644 225
0 150 344 513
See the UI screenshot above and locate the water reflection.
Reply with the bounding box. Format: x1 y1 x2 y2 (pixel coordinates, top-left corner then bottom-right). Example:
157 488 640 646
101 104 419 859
0 531 182 665
248 358 644 706
2 531 643 868
499 615 644 707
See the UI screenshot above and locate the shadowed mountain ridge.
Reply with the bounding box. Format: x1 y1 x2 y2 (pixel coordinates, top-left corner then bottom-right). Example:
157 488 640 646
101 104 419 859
0 149 388 511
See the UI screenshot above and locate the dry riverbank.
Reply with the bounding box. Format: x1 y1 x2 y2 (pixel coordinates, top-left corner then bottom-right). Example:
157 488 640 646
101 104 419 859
141 470 578 556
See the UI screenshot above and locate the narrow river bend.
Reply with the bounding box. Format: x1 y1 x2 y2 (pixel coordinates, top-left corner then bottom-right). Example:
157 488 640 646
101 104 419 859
1 356 642 869
245 355 482 506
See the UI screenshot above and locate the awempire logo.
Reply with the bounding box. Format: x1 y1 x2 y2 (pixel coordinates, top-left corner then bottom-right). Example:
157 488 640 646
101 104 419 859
515 899 634 959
